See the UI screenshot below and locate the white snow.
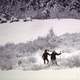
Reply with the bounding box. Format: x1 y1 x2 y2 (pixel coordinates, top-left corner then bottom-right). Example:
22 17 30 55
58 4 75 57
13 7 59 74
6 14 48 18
60 50 80 58
0 68 80 80
0 19 80 80
0 19 80 45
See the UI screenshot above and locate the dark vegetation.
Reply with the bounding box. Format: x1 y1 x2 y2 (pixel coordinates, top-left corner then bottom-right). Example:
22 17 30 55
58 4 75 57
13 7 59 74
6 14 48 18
0 0 80 19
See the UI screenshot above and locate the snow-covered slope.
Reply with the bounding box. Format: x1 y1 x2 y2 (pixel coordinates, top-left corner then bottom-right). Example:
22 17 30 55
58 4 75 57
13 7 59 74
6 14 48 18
0 19 80 70
0 19 80 45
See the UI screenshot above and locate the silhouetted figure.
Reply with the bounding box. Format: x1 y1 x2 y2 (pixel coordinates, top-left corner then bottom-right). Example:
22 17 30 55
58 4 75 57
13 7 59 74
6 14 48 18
42 49 50 64
51 50 61 65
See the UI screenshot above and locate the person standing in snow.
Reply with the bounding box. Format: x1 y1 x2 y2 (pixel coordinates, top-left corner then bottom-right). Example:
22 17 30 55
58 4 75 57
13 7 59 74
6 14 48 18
50 50 62 65
42 49 50 64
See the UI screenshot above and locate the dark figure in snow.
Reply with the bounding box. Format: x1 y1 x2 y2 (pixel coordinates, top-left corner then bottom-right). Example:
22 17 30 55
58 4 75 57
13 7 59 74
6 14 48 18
42 49 50 64
51 50 62 65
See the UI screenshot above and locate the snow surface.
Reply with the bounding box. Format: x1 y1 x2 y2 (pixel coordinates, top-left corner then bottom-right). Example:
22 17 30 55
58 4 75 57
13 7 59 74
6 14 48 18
0 19 80 79
0 68 80 80
0 19 80 45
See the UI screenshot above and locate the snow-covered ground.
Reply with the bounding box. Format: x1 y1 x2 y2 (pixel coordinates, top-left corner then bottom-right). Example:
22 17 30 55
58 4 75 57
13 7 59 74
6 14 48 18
0 19 80 79
16 49 80 70
0 68 80 80
0 19 80 45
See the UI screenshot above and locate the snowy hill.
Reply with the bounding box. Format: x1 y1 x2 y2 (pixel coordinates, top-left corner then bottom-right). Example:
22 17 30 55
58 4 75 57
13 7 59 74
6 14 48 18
0 19 80 70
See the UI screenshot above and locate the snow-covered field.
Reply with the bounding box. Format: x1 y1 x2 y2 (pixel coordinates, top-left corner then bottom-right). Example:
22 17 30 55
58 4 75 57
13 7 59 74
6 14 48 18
0 68 80 80
0 19 80 79
0 19 80 45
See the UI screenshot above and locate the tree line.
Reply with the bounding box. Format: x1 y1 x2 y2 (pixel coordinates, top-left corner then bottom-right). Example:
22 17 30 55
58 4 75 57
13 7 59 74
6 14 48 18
0 0 80 19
